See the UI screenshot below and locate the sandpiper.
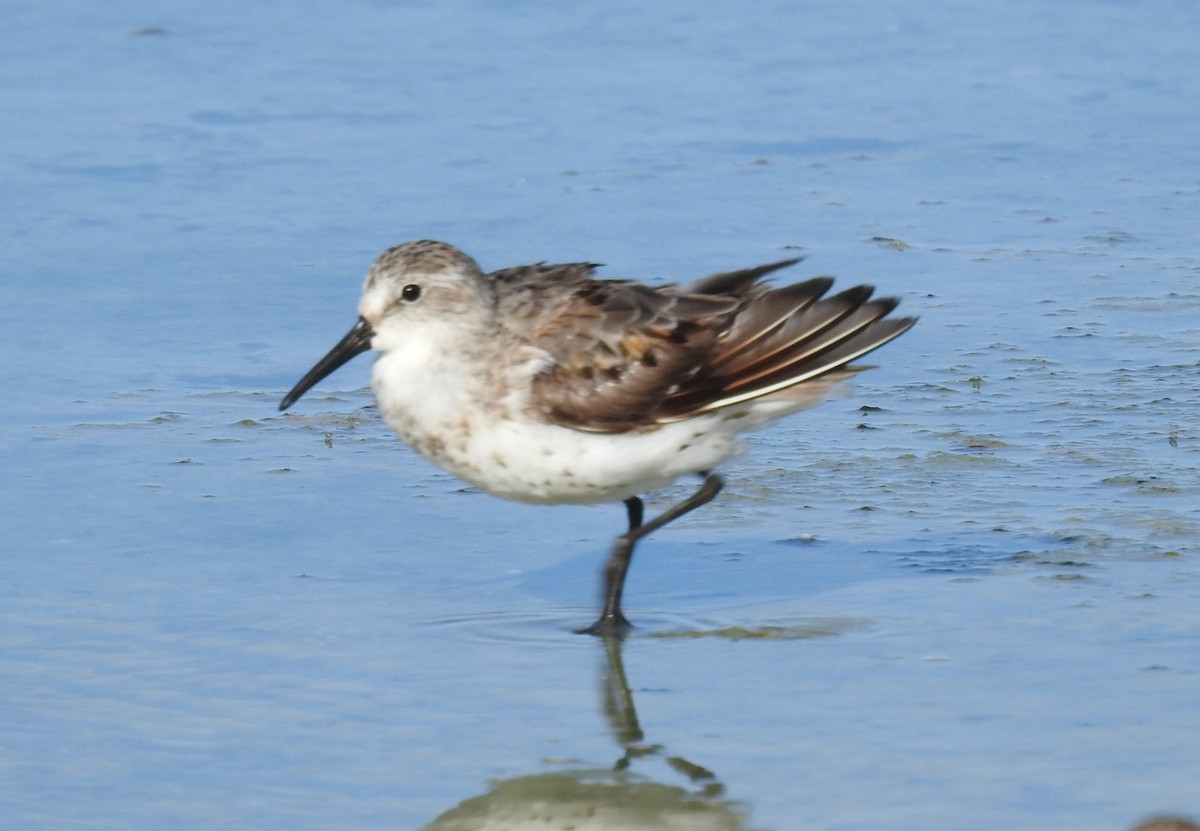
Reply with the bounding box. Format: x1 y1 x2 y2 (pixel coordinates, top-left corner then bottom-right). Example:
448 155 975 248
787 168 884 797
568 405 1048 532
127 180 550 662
280 240 915 636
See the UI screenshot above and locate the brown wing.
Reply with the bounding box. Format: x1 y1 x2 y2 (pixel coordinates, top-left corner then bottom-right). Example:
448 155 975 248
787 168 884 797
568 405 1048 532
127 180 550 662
492 261 749 432
656 282 916 420
494 259 914 433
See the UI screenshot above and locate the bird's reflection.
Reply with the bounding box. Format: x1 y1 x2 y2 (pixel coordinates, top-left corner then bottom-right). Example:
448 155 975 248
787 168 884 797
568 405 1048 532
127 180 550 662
420 636 753 830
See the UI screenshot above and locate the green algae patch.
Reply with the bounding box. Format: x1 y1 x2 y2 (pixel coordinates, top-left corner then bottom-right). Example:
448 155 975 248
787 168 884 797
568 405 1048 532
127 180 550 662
651 623 852 641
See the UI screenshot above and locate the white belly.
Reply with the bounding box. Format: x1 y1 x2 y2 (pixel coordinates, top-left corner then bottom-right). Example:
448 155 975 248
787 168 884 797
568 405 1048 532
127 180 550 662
392 405 742 505
370 348 755 504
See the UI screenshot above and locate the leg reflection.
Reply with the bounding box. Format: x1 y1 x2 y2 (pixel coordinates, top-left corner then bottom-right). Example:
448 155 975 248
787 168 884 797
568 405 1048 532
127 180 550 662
598 635 724 797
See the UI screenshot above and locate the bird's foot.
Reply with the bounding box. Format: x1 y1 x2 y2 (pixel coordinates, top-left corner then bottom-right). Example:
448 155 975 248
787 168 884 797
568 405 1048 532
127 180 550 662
577 611 632 638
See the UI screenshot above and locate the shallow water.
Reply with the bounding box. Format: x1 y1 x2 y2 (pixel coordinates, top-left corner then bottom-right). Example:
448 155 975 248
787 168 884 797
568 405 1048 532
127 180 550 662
2 1 1198 829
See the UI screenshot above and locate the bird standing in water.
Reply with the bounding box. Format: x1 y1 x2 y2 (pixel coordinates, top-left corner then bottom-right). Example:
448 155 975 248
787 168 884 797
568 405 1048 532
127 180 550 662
280 240 915 636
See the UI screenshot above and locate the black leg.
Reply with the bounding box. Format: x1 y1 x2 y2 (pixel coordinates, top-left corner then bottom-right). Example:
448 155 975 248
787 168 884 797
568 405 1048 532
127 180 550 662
579 472 724 637
624 496 644 533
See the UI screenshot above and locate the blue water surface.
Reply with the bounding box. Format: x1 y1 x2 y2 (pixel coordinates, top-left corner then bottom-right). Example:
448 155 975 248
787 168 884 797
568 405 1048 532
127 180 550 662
2 2 1198 830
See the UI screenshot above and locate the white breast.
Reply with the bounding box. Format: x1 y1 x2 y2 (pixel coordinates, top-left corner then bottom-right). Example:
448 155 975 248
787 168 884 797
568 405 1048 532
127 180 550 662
370 346 744 505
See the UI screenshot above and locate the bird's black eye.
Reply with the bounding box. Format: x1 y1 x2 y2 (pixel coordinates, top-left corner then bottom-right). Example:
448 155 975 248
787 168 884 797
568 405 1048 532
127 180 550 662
401 284 421 302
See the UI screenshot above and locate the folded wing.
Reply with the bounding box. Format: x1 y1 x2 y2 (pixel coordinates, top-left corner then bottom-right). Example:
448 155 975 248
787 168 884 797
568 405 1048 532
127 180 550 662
494 259 914 433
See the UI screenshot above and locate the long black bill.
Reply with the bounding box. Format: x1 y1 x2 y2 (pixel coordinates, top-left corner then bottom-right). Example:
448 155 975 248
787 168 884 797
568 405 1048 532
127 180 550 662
279 317 375 411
